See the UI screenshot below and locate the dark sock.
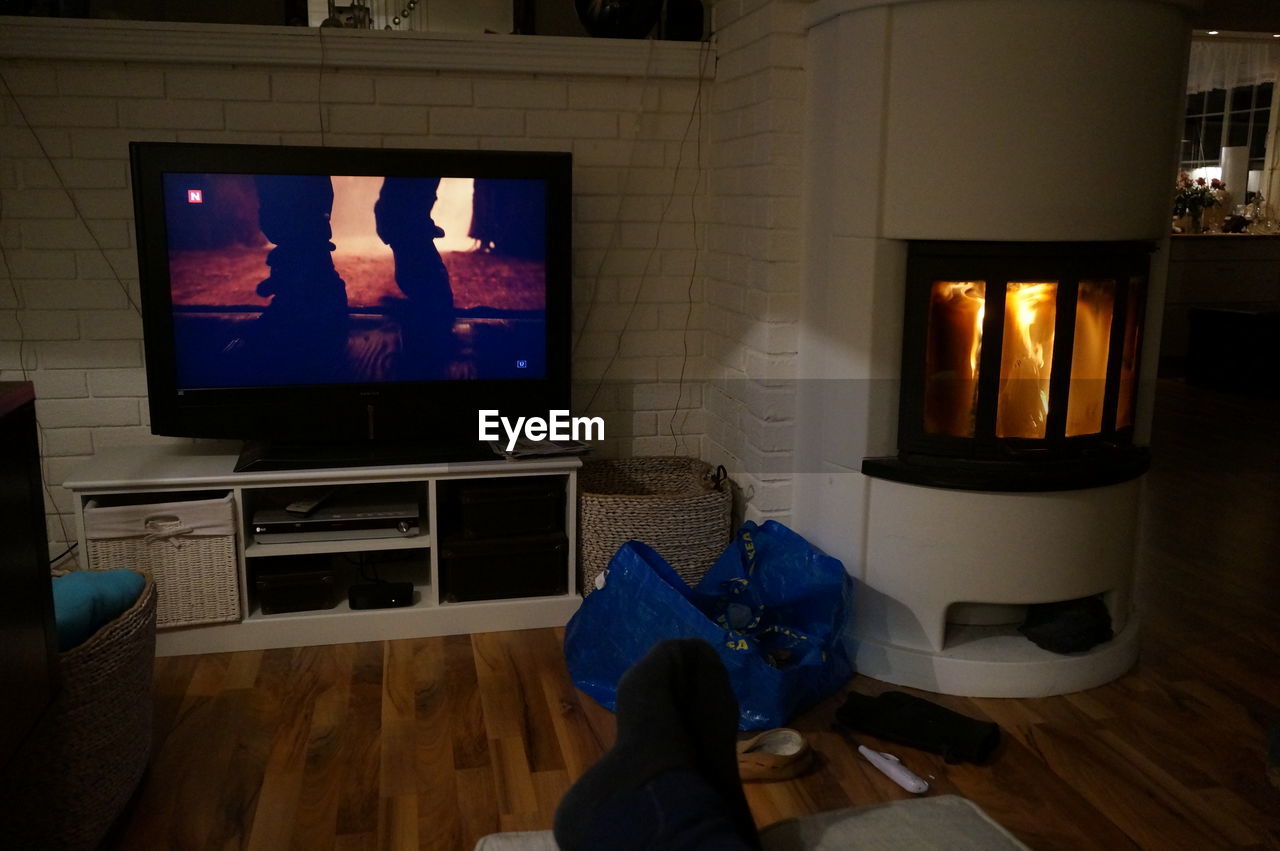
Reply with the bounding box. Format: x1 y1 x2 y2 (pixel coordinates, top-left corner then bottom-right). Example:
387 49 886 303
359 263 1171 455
578 769 755 851
836 690 1001 765
681 646 758 843
554 639 759 850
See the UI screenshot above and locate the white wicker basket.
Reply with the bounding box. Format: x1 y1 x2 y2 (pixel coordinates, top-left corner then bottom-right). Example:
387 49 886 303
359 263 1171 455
84 492 241 628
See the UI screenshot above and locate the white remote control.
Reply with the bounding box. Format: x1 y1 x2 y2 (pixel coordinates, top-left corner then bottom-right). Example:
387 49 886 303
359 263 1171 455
857 744 930 794
285 490 334 516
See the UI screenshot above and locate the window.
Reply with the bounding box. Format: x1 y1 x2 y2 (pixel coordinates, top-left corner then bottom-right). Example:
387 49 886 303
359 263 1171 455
1181 82 1273 180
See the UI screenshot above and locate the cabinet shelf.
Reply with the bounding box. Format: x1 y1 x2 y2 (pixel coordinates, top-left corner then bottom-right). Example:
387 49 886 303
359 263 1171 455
244 533 432 559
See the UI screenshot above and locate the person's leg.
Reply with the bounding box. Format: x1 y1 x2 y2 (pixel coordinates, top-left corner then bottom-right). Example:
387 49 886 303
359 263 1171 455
373 177 455 377
553 639 759 851
374 177 452 315
243 175 349 381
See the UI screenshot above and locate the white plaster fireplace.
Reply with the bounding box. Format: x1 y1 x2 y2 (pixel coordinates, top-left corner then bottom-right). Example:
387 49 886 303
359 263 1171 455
792 0 1194 696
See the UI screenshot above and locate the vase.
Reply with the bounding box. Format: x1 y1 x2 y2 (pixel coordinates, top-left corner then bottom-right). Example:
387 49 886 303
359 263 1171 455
1189 211 1202 234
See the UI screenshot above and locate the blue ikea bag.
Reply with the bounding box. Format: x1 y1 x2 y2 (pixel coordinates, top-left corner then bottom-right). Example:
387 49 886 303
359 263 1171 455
564 520 854 730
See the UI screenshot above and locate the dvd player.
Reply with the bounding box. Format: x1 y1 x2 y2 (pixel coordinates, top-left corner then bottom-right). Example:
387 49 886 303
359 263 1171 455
253 500 420 543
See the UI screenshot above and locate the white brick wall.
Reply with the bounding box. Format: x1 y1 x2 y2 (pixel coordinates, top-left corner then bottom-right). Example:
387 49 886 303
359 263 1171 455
703 0 808 523
1 26 712 555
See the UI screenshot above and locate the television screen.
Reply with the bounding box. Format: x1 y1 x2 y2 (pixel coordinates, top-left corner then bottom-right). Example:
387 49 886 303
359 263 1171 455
130 143 571 461
162 171 549 388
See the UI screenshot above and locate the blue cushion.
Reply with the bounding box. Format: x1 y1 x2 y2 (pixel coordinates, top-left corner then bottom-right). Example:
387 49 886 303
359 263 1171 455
52 569 146 652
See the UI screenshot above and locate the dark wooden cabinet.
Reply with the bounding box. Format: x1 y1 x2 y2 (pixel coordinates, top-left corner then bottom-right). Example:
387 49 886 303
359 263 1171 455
0 382 58 767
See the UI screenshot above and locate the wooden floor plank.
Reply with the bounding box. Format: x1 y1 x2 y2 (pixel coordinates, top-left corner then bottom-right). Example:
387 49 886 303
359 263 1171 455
335 641 384 839
471 631 526 741
246 649 321 851
444 633 490 772
454 765 500 851
503 629 568 774
380 640 419 800
203 649 292 851
291 642 355 851
1022 722 1221 850
531 768 571 827
412 636 464 851
376 795 417 851
539 657 609 782
489 735 540 818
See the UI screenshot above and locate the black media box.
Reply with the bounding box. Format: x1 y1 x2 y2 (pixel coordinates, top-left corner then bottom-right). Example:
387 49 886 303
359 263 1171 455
256 567 339 614
438 533 568 602
436 476 564 540
348 581 415 609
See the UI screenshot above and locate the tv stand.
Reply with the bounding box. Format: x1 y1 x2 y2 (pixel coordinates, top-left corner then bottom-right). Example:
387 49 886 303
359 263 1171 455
64 445 581 656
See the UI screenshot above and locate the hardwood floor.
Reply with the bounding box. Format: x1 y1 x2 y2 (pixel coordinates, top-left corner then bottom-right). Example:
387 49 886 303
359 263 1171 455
105 379 1280 850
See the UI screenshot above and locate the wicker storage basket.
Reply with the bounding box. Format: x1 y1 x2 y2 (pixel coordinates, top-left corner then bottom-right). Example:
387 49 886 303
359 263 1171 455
84 492 240 628
0 575 157 851
579 457 731 594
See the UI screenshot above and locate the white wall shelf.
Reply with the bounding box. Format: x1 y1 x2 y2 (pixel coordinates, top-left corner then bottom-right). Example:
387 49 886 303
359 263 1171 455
0 16 710 79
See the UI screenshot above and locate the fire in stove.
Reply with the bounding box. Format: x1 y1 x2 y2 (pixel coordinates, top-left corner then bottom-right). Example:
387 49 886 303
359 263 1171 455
866 242 1153 492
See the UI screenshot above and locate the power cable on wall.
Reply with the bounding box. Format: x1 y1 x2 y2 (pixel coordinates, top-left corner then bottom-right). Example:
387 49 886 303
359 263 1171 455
317 24 328 146
576 34 712 460
668 37 712 455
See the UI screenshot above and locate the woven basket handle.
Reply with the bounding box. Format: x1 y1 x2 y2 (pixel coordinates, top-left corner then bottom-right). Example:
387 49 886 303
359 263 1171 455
143 514 193 548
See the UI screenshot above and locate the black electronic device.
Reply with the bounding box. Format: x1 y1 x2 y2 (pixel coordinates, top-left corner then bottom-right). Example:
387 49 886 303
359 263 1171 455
128 141 572 471
348 581 415 609
439 533 568 602
436 475 565 541
255 567 339 614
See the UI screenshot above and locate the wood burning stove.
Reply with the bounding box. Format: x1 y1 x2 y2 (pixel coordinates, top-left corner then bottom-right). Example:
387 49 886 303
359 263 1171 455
864 242 1153 491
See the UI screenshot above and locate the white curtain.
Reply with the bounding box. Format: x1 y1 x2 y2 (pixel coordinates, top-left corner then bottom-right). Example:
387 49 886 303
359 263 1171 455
1187 40 1280 94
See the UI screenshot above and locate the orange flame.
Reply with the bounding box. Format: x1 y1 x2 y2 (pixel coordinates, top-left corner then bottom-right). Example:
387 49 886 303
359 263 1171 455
923 281 985 437
997 282 1057 438
1066 280 1115 436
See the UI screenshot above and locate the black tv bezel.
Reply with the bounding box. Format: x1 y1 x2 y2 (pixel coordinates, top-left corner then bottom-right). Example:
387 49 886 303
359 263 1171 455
129 141 572 448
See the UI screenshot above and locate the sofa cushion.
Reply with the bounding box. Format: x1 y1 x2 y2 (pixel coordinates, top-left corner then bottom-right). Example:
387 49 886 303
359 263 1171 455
474 830 560 851
52 569 146 651
758 795 1029 850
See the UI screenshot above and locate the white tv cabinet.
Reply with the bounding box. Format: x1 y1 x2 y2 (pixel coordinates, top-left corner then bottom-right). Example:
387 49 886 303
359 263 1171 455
63 446 582 657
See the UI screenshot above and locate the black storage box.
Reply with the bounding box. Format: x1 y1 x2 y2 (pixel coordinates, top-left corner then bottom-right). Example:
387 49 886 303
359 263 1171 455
255 565 340 614
438 533 568 602
437 476 565 540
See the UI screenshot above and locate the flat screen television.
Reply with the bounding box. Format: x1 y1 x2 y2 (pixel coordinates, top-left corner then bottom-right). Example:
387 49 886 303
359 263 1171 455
129 142 572 470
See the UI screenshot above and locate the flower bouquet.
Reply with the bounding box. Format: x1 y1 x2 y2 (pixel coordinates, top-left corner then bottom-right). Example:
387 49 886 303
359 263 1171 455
1173 172 1225 233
